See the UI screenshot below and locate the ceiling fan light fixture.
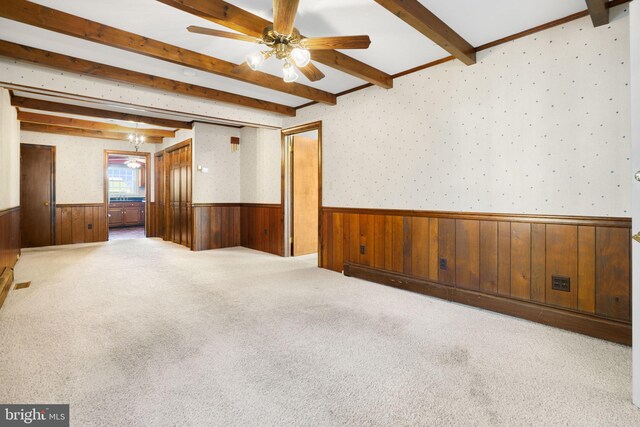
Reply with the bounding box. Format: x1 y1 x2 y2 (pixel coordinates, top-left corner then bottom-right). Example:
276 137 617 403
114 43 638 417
246 51 266 71
290 47 310 68
282 61 299 83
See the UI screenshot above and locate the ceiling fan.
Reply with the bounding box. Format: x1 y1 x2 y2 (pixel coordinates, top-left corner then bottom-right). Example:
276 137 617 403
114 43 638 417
186 0 371 83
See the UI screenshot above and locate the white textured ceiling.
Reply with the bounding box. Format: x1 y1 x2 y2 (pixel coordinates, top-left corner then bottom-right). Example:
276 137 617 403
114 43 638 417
1 0 593 110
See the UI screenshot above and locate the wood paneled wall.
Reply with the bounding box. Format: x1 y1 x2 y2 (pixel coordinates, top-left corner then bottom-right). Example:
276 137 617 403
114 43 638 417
0 207 20 270
191 203 283 255
192 204 241 251
55 204 107 245
321 207 631 342
147 202 156 238
241 204 284 256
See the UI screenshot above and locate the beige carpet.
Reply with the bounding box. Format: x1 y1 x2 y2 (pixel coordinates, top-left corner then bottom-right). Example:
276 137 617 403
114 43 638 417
0 239 638 426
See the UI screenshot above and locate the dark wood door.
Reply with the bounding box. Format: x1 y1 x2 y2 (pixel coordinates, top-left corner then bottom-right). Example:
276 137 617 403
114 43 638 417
20 144 55 248
155 153 165 239
166 141 192 248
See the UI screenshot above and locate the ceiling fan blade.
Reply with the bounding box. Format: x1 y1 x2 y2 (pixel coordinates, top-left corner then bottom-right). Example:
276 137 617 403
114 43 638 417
273 0 299 35
187 26 259 43
303 35 371 50
297 62 325 82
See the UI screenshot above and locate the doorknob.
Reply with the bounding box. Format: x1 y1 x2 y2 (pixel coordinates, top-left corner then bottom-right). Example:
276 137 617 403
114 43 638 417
43 201 49 206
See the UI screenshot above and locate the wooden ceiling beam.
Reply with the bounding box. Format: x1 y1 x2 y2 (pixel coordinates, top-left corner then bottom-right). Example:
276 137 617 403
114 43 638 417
1 0 336 105
373 0 476 65
585 0 609 27
11 96 193 129
20 122 164 143
17 112 176 138
0 40 296 117
156 0 393 89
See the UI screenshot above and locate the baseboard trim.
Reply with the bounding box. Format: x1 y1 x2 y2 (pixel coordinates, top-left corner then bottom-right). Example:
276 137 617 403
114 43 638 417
343 262 631 345
0 267 14 310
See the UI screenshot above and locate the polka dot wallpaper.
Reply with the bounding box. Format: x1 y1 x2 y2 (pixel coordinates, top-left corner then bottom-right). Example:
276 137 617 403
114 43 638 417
284 10 631 217
240 127 281 204
192 123 241 204
20 131 157 204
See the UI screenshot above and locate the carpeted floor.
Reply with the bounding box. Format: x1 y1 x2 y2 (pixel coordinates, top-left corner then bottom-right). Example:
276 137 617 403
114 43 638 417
108 226 146 240
0 239 638 426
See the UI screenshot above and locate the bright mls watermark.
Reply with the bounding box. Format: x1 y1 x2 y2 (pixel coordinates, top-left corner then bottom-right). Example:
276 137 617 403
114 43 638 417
0 405 69 426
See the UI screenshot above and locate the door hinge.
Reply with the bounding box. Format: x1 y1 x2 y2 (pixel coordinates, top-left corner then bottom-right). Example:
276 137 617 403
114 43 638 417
289 141 293 153
289 237 293 244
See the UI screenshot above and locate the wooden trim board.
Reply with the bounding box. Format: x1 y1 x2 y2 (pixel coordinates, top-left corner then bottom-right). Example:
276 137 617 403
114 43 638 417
344 263 631 345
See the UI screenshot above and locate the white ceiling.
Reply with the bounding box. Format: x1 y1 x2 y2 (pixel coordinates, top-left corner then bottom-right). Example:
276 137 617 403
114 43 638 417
0 0 593 110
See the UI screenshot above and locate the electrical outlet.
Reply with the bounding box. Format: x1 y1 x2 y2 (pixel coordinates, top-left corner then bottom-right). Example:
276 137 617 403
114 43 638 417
87 224 93 230
439 258 447 270
552 275 570 292
360 245 365 255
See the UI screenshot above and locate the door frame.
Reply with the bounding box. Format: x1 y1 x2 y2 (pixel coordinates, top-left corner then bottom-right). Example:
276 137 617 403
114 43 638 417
20 143 56 246
103 149 151 239
281 121 322 263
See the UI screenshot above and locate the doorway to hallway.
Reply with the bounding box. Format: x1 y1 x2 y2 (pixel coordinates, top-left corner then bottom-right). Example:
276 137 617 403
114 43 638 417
282 122 322 260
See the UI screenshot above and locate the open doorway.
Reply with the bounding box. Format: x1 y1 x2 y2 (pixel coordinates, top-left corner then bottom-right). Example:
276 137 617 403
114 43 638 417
283 122 322 261
104 150 150 241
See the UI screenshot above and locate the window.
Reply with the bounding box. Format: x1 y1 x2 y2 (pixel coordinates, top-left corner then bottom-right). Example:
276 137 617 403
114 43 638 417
108 166 135 195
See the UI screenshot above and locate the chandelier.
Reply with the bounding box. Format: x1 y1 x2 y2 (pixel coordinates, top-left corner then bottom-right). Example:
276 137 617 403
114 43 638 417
245 27 311 83
128 133 145 152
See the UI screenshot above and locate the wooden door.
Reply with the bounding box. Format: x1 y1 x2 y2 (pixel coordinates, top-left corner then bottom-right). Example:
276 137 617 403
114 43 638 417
292 136 319 255
166 141 192 248
155 153 165 239
20 144 55 248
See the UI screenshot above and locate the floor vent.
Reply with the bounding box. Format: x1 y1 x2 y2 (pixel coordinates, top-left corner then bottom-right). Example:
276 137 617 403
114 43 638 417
14 281 31 290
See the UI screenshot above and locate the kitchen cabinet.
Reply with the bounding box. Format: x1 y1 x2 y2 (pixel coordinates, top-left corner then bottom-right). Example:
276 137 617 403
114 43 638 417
108 202 145 227
108 207 124 227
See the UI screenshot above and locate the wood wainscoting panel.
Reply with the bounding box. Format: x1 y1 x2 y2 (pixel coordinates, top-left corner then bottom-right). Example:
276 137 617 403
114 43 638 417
384 216 393 271
455 219 480 291
0 207 21 270
411 217 429 280
479 221 498 294
321 206 631 344
497 222 511 296
55 204 107 245
531 223 546 303
240 204 283 256
545 224 578 310
346 214 359 265
595 227 631 321
438 218 455 285
577 226 596 313
373 215 385 270
428 218 439 282
510 222 531 300
193 204 240 251
331 212 344 272
359 214 374 267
